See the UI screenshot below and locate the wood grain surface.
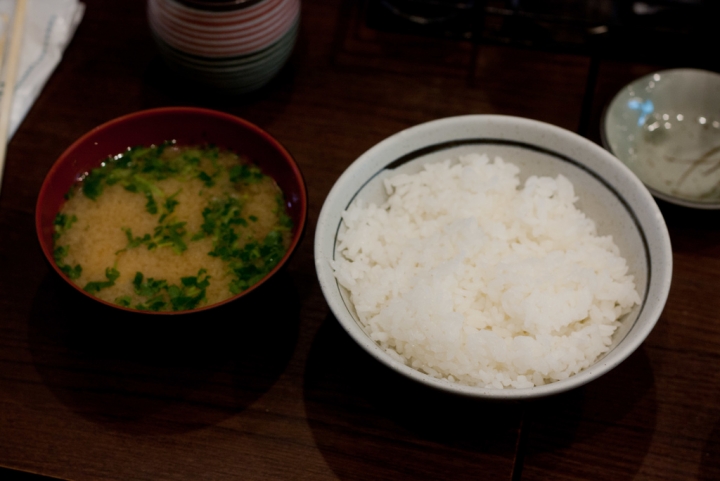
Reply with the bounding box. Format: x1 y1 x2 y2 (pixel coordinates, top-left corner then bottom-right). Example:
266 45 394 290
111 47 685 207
0 0 717 480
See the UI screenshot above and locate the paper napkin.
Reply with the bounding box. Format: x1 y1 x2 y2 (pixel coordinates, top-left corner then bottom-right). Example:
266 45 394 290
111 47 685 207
0 0 85 139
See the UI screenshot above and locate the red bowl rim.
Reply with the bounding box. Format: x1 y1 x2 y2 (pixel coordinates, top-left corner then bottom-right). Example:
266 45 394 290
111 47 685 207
35 106 308 315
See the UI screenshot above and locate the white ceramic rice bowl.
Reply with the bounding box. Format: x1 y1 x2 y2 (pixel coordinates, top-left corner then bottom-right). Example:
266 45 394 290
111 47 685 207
315 115 672 399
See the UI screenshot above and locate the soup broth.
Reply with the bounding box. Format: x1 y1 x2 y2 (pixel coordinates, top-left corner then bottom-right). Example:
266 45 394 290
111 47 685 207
53 142 292 312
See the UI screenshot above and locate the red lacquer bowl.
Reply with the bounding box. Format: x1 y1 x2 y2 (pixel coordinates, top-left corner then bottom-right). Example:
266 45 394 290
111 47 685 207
36 106 307 314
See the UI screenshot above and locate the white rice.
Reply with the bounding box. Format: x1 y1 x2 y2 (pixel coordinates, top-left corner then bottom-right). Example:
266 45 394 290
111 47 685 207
331 153 640 389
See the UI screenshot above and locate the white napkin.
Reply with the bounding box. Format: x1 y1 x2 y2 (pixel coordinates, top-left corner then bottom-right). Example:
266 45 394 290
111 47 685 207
0 0 85 139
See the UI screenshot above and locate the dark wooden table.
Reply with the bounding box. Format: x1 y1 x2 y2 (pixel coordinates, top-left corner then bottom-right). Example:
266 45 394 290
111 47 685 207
2 1 719 479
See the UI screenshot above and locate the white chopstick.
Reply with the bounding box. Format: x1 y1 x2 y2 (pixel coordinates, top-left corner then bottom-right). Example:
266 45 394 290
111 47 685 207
0 0 27 195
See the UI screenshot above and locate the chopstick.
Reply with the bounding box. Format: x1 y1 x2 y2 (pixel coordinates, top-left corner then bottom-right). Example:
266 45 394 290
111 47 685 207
0 0 27 196
0 15 8 64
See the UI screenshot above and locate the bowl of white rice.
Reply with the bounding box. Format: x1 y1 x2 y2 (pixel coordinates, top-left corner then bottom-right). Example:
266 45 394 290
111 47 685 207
314 115 672 399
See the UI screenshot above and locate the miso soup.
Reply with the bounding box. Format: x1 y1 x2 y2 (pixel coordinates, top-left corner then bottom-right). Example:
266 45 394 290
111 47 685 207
53 142 292 312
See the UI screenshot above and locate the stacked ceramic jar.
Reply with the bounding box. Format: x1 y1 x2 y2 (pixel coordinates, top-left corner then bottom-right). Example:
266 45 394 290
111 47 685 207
148 0 300 94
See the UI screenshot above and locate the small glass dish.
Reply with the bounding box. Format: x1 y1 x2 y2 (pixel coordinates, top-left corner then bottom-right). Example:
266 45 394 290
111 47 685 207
602 68 720 209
